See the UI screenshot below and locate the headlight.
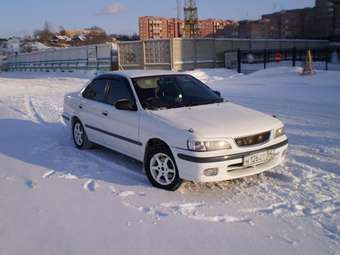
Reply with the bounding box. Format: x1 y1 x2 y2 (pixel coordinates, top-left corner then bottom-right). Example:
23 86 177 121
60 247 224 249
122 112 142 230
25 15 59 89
187 140 232 152
275 127 285 138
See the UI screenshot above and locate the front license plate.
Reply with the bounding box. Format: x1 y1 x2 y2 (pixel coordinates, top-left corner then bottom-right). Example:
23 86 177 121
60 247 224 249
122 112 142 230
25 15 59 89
244 150 274 167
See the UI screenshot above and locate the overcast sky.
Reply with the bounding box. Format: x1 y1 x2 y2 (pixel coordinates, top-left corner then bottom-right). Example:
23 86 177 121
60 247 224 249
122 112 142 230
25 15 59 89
0 0 315 38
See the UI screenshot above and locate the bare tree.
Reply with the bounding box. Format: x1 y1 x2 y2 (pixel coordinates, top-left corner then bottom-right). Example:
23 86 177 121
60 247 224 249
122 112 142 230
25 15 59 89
34 21 54 43
59 26 66 36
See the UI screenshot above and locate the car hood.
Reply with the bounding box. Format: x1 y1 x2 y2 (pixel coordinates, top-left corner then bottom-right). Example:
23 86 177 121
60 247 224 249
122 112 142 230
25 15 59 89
149 102 282 138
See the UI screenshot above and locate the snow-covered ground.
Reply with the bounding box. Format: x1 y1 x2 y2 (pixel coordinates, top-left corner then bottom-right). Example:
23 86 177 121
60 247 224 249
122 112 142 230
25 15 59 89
0 67 339 255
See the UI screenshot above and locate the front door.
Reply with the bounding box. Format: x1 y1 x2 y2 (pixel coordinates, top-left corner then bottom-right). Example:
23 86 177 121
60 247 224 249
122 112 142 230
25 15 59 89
100 77 142 159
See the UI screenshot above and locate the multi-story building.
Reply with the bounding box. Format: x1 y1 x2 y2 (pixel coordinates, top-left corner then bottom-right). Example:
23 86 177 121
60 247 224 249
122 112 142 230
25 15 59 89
315 0 335 39
260 1 340 40
218 21 239 38
262 8 311 39
139 16 183 40
334 0 340 40
139 0 340 41
198 19 239 38
303 8 318 39
238 20 251 38
321 0 340 40
139 17 238 39
238 19 272 39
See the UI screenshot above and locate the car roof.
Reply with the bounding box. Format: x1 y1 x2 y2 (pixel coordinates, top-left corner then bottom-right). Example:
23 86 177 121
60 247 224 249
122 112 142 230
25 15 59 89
96 70 184 79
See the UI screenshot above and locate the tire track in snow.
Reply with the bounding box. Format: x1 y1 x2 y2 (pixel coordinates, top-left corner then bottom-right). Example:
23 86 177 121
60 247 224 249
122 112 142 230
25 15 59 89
289 145 340 170
24 94 46 124
111 186 253 225
0 97 28 117
247 158 340 243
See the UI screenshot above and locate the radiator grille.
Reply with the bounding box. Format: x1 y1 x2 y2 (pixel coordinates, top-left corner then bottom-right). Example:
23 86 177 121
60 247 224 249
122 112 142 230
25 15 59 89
235 131 271 147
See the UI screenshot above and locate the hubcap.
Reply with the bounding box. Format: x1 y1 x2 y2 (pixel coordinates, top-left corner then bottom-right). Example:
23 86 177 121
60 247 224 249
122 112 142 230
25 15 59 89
150 153 176 186
73 123 84 146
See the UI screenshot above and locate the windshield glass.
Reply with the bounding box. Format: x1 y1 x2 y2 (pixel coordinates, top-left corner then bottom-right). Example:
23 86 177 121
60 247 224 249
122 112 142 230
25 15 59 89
132 75 223 110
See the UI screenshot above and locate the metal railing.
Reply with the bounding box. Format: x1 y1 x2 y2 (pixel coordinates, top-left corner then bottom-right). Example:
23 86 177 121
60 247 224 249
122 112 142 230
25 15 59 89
233 47 333 74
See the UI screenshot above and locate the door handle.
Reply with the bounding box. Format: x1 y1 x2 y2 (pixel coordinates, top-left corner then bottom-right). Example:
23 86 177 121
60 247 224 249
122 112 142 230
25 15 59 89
102 111 108 117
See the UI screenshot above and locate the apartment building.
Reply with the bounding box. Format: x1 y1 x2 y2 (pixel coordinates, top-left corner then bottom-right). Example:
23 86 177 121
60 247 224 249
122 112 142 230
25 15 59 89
335 0 340 40
198 19 238 38
139 16 183 40
238 19 272 39
139 17 238 39
139 0 340 41
316 0 340 40
262 8 309 39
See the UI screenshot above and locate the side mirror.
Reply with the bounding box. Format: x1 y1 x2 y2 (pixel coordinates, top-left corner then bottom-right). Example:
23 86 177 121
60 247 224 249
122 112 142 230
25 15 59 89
115 99 136 111
213 90 221 97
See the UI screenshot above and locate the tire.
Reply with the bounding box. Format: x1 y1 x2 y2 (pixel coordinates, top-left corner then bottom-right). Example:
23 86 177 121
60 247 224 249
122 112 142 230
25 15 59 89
72 119 93 150
145 145 182 191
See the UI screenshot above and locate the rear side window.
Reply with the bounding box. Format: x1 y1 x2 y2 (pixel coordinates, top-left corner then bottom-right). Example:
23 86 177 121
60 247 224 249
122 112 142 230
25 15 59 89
83 79 108 102
106 79 134 105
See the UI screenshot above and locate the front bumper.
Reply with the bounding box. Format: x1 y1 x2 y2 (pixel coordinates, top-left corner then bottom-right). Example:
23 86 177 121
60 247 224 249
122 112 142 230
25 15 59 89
173 139 288 182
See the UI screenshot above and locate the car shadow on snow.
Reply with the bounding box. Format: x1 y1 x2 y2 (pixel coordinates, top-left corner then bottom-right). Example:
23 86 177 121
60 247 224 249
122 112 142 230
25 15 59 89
0 118 293 193
0 118 149 187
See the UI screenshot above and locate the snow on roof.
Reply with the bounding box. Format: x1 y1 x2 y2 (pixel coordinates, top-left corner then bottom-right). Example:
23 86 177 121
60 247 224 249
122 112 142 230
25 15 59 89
30 42 49 50
78 35 87 41
55 35 72 41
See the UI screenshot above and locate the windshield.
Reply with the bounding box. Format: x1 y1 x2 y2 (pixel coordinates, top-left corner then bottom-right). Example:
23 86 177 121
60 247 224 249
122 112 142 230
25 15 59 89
132 75 223 110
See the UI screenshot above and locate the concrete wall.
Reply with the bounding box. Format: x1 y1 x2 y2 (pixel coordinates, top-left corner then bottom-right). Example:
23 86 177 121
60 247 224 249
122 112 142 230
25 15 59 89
119 38 329 71
3 39 329 72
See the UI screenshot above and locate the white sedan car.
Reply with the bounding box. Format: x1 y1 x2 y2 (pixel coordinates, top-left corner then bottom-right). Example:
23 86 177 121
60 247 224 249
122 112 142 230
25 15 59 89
63 70 288 191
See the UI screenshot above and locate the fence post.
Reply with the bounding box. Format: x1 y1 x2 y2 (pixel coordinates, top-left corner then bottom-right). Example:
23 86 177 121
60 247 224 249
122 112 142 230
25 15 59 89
237 49 241 73
194 39 198 70
213 39 217 68
325 48 329 71
170 39 174 71
292 47 296 67
110 45 113 71
264 49 267 69
117 43 122 70
142 41 146 70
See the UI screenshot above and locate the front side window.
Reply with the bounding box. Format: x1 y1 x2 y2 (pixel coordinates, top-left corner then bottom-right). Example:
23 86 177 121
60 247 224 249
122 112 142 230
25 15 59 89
132 75 222 110
106 78 135 105
82 79 108 102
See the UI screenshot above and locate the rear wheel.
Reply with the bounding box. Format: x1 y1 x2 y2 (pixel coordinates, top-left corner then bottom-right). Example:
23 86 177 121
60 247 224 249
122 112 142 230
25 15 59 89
145 145 182 191
72 119 92 150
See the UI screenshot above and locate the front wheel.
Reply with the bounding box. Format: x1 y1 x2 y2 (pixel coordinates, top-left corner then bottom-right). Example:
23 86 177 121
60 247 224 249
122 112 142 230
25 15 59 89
72 119 93 150
145 146 182 191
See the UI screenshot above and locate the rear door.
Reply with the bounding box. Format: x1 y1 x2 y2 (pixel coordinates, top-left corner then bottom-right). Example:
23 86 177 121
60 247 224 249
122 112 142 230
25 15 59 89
100 77 142 159
79 78 110 144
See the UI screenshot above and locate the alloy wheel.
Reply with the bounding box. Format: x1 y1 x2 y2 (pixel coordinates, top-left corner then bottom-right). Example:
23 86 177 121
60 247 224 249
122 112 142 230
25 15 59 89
149 153 176 186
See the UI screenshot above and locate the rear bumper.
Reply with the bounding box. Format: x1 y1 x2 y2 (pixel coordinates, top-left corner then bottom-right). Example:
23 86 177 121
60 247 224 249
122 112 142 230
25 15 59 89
173 139 288 182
